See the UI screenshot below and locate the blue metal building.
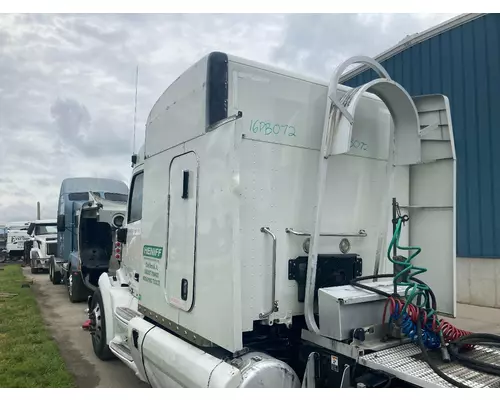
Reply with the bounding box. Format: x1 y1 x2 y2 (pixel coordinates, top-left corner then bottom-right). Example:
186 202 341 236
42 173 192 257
341 13 500 259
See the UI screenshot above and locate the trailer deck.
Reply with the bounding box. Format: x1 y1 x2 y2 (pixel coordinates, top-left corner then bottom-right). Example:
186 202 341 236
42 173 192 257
359 343 500 388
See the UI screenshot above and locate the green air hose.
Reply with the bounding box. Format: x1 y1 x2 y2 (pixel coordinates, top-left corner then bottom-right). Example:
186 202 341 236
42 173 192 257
387 217 447 353
387 218 436 321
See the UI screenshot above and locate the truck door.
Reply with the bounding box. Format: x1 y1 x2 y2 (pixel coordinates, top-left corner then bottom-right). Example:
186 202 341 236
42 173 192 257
166 152 198 312
122 170 144 292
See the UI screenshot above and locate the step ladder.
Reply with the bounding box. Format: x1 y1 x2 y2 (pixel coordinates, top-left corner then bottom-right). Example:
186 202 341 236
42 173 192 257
110 308 143 352
304 56 423 335
108 307 144 368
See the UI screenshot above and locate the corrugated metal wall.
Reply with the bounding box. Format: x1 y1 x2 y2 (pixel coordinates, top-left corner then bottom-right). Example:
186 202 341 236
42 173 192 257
343 13 500 258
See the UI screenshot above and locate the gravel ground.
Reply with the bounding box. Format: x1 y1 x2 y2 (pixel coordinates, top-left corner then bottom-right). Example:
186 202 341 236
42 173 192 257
23 266 149 388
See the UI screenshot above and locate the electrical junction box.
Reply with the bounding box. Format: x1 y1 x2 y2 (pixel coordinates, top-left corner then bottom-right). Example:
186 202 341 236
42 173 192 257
318 281 406 341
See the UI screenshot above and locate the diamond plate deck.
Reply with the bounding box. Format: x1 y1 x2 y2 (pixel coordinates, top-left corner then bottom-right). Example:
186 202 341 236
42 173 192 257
359 343 500 387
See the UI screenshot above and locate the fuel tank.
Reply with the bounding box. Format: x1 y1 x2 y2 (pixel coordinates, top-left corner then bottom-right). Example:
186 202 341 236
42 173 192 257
127 317 300 388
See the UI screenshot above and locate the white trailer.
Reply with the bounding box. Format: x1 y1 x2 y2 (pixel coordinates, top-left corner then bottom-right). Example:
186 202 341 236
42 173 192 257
87 53 500 388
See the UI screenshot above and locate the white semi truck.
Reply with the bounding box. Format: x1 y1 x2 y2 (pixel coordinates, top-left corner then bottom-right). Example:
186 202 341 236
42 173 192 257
26 219 58 273
5 221 31 261
86 53 500 388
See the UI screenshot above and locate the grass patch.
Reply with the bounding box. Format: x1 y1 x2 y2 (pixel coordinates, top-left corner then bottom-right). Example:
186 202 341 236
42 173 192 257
0 265 75 388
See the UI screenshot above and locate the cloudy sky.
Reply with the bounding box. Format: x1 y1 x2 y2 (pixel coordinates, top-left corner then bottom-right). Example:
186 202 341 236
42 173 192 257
0 13 458 223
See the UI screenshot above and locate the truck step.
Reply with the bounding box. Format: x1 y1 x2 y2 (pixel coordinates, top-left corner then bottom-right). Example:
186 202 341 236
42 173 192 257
115 307 143 323
109 340 134 362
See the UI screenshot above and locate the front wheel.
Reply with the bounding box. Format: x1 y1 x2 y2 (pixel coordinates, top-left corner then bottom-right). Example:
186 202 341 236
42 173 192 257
89 289 114 361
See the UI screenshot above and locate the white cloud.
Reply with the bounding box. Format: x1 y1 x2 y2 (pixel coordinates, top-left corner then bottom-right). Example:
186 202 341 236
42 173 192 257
0 13 457 223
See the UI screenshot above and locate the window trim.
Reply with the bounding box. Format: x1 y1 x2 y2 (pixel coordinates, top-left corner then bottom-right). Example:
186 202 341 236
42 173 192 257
103 192 129 202
127 171 144 224
68 192 90 201
34 224 57 235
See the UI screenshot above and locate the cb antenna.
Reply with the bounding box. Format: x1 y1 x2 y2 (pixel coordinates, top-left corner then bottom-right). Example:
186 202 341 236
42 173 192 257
132 64 139 155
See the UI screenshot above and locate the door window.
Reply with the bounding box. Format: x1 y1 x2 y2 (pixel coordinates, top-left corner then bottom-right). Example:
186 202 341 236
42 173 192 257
128 172 144 223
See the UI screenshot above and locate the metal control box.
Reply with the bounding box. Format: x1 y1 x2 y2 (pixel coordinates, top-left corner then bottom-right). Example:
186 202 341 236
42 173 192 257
318 281 406 341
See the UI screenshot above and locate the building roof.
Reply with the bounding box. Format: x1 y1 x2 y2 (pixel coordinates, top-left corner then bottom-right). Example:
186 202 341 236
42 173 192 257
340 13 486 83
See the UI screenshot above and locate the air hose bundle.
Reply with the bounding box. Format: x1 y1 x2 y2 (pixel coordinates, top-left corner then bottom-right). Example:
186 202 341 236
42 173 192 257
385 217 472 354
349 211 500 387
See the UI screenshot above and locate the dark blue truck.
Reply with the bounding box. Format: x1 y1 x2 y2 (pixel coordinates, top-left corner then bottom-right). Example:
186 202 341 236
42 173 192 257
50 177 129 303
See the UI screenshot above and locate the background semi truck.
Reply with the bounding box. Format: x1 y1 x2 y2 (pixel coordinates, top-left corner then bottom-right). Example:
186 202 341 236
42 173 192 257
0 225 6 250
50 177 129 303
25 219 57 273
86 53 500 388
5 221 31 261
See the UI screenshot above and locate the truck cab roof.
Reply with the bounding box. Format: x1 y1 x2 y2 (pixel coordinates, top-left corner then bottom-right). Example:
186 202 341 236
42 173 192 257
6 221 31 230
60 177 128 195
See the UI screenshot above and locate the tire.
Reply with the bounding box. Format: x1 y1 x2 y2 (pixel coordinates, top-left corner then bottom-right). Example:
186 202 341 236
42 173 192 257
53 269 62 285
90 289 114 361
30 259 37 274
36 260 44 274
67 270 88 303
50 258 62 285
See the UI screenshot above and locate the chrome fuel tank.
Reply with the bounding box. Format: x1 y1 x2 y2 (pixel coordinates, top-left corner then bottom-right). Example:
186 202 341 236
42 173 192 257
231 352 300 388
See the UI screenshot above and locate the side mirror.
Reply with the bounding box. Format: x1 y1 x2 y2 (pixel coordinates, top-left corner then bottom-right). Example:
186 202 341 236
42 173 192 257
27 223 35 236
116 227 128 244
57 215 65 232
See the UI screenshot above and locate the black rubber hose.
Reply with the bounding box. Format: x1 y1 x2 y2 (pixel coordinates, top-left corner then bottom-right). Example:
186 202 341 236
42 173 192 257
350 274 467 386
349 273 437 310
453 333 500 343
448 333 500 376
415 316 470 388
349 274 500 385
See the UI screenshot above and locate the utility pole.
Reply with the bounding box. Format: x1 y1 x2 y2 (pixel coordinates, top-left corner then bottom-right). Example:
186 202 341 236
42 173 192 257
133 64 139 155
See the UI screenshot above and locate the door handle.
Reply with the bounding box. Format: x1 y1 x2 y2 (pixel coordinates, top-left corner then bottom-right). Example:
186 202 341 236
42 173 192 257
132 329 139 349
181 279 188 301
